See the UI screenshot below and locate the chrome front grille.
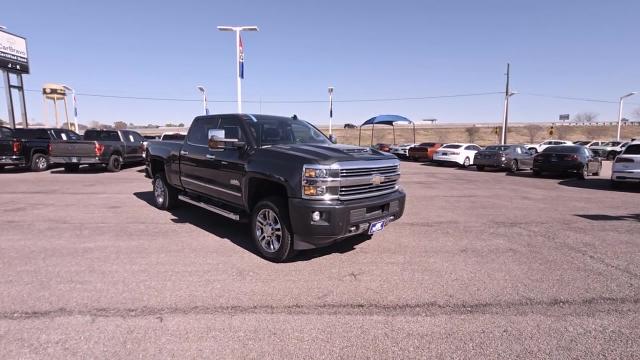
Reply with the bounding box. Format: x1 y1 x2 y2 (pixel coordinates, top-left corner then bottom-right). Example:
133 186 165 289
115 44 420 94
338 163 400 200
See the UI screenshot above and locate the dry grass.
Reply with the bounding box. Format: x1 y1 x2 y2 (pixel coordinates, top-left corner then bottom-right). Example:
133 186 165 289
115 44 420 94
323 125 640 146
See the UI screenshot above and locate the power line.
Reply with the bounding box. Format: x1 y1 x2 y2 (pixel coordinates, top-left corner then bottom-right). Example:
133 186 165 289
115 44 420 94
521 92 639 106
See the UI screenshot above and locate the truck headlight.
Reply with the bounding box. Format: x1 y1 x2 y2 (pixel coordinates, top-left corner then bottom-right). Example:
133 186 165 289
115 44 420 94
302 165 339 200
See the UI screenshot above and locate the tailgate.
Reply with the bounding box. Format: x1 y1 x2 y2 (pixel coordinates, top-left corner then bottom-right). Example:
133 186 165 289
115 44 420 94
50 141 97 157
0 140 14 156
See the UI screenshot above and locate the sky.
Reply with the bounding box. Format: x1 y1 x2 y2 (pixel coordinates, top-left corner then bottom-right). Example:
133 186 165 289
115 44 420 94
1 0 639 127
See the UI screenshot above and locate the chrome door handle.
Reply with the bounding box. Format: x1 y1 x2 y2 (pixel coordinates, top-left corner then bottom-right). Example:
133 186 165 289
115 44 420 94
206 154 216 159
180 150 189 155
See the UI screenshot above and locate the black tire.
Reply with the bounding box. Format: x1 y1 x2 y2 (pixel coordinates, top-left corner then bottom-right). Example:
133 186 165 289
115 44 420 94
251 197 295 263
509 160 519 173
606 152 616 161
476 165 485 171
532 169 542 177
63 164 80 172
0 165 5 171
579 165 588 180
461 157 471 168
30 153 49 172
153 172 178 210
107 154 123 172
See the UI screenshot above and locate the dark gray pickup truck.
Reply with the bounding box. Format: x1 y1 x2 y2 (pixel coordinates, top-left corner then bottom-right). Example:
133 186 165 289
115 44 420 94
49 129 145 172
146 114 406 262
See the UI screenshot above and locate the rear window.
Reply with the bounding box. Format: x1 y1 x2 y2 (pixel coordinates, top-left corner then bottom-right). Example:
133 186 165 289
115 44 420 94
162 133 186 141
0 127 13 139
51 129 81 141
485 145 510 151
543 146 579 154
441 144 462 149
623 144 640 155
83 130 121 141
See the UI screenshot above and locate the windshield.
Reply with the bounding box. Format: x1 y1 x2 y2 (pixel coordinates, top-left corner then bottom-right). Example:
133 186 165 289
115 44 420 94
485 145 510 151
441 144 462 149
248 117 331 147
543 145 579 154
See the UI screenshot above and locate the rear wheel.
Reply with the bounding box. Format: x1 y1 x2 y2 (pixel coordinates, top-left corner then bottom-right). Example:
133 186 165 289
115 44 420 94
607 152 616 161
107 154 123 172
461 157 471 168
579 164 589 180
153 172 178 210
509 160 519 173
30 153 49 172
251 197 295 263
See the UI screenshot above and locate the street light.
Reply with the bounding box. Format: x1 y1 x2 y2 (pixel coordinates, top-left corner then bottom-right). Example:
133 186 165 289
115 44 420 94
328 86 334 134
617 92 636 141
61 84 78 132
196 86 209 115
217 25 259 113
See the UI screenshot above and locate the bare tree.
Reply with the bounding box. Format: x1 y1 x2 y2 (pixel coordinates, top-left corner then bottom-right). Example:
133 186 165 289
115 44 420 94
465 126 480 143
523 124 544 143
88 120 101 129
573 112 599 123
113 121 128 130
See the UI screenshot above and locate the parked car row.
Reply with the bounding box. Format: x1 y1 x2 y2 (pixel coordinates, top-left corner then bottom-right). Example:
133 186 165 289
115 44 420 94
0 126 177 173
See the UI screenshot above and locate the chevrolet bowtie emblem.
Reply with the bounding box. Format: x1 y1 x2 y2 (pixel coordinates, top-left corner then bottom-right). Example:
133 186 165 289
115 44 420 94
371 174 383 185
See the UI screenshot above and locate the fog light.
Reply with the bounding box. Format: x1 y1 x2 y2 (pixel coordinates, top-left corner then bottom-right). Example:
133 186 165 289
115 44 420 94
311 211 321 222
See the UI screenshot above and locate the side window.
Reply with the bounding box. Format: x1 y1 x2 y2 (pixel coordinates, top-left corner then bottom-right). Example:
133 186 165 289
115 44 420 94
107 131 121 141
0 127 12 139
187 118 221 146
131 132 144 143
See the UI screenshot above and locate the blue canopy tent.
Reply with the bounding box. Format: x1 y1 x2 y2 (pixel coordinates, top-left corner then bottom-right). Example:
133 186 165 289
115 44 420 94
358 115 416 146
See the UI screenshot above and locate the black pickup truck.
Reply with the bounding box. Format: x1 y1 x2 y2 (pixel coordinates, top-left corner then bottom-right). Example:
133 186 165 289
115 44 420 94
0 126 81 171
49 129 145 172
146 114 406 262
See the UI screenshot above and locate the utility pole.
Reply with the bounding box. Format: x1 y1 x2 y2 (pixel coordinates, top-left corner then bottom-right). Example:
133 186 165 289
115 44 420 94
500 63 517 145
328 86 334 134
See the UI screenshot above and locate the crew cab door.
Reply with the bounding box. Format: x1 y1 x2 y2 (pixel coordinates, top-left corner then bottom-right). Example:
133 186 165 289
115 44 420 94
204 116 248 206
120 131 144 162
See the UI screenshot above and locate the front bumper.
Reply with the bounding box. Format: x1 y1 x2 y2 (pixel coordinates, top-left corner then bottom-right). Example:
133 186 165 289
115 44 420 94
0 156 25 166
288 189 406 250
49 156 105 165
474 157 508 168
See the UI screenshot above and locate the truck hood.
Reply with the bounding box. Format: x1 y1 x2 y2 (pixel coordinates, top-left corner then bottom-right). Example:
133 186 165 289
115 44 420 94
261 143 396 164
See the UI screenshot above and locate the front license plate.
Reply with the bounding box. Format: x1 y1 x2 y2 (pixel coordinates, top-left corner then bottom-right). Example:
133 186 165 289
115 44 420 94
368 220 386 234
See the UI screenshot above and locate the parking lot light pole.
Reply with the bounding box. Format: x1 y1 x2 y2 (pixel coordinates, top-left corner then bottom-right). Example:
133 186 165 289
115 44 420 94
328 86 334 134
197 86 209 115
501 91 517 145
617 92 636 141
217 25 259 113
61 85 78 132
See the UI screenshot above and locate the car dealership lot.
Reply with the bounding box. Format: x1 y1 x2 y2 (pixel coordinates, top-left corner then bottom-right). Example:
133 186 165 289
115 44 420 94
1 162 639 358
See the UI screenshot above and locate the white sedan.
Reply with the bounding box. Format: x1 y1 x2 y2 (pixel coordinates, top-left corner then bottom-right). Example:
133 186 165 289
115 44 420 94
433 143 483 167
611 141 640 187
525 140 573 153
390 143 417 158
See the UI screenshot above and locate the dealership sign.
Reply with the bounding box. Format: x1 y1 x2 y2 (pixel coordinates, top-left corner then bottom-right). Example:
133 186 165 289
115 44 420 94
0 30 29 74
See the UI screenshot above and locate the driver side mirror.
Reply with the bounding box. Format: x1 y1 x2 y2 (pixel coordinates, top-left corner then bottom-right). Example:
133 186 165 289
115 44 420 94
328 134 337 144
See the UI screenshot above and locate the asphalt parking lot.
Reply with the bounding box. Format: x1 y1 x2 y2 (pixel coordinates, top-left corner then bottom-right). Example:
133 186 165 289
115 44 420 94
1 161 639 358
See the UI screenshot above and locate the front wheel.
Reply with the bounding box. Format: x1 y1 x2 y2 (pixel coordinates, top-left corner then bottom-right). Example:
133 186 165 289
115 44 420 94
579 165 589 180
31 154 49 172
461 157 471 168
509 160 519 173
153 172 178 210
107 154 123 172
606 152 616 161
251 197 295 263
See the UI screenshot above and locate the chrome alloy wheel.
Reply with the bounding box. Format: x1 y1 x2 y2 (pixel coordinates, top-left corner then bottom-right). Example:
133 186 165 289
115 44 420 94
154 178 166 206
255 208 282 253
36 156 47 170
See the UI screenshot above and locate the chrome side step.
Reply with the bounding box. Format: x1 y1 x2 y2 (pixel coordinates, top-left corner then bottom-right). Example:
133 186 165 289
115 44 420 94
178 195 240 221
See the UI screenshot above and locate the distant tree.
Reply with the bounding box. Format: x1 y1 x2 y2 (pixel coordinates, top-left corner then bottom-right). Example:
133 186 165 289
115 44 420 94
523 124 544 143
465 126 480 143
129 122 135 127
113 121 128 130
178 123 185 127
165 123 178 127
573 112 599 123
88 120 101 129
